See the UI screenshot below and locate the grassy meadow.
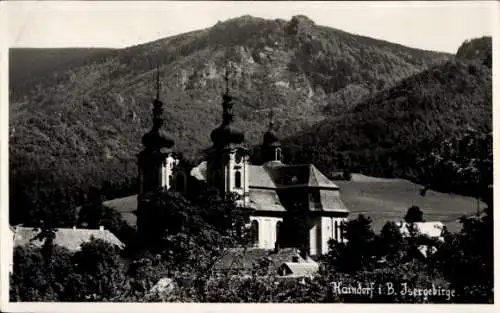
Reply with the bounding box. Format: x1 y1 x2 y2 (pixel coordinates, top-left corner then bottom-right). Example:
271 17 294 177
334 174 482 233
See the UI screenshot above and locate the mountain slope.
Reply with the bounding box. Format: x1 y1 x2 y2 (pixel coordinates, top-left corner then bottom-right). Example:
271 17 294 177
9 48 116 95
284 38 492 185
9 15 450 191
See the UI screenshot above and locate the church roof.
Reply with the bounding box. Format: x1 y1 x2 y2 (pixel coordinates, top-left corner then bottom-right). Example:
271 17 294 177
248 165 276 188
263 163 339 189
192 162 338 190
309 166 339 189
248 189 286 212
190 161 208 181
318 190 350 213
12 226 125 251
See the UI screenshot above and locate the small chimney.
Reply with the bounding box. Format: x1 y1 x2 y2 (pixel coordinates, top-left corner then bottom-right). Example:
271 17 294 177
73 226 77 230
99 226 104 231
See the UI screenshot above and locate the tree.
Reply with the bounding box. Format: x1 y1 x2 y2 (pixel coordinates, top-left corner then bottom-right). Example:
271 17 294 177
404 205 424 223
10 244 76 301
71 238 128 301
377 221 404 262
134 185 252 301
327 214 377 273
418 129 493 303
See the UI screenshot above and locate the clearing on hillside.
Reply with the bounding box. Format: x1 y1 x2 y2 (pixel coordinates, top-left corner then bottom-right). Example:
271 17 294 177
335 174 482 233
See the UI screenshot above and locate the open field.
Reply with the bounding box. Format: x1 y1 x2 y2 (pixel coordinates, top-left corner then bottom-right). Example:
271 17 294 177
334 174 483 233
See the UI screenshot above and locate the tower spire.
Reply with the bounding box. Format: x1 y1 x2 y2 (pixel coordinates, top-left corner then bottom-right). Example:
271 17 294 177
221 60 233 126
155 65 161 101
151 66 164 131
224 60 230 96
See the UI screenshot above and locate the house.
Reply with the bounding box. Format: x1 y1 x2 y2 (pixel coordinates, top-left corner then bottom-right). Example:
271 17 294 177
397 221 445 258
397 221 445 240
9 225 125 274
11 226 125 251
278 262 319 278
213 247 309 275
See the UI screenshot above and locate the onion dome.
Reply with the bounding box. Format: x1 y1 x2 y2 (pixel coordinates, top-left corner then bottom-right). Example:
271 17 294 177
141 90 175 151
210 123 245 148
210 78 245 148
141 128 175 151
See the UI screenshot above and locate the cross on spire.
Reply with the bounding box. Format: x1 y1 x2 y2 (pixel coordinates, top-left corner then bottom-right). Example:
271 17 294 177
224 60 230 96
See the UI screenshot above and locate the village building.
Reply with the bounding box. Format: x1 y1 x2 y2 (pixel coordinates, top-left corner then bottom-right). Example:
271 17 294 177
397 221 444 258
8 226 125 273
397 221 445 240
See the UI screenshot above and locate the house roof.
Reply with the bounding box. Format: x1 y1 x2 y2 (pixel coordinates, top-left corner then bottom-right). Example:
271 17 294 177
397 222 444 238
279 262 320 277
12 226 125 251
214 248 303 271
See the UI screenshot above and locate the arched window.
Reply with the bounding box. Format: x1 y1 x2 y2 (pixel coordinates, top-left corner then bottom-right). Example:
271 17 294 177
275 148 282 161
168 175 173 189
334 221 339 241
339 221 345 242
251 220 259 245
276 221 282 249
234 171 242 189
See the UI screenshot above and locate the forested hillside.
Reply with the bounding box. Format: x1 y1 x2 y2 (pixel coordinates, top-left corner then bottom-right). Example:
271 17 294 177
285 37 492 195
9 15 451 214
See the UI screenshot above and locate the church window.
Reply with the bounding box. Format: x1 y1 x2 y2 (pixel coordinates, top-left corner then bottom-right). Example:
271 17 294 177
275 148 282 161
340 221 345 242
235 153 242 164
251 220 259 245
276 221 282 248
234 170 242 189
168 175 173 188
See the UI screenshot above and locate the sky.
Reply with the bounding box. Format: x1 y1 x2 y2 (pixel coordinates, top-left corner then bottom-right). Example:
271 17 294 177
1 1 498 53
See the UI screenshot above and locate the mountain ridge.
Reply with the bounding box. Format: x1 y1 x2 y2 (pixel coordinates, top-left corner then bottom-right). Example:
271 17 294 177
10 14 453 193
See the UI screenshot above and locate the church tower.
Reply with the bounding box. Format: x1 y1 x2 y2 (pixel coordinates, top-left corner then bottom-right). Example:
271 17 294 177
137 68 179 195
205 65 250 206
261 111 282 163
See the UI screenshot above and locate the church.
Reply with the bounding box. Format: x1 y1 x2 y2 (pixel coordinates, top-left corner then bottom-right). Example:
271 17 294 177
133 69 350 256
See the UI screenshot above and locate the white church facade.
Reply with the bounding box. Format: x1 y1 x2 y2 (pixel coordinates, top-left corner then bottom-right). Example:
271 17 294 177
136 68 350 256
